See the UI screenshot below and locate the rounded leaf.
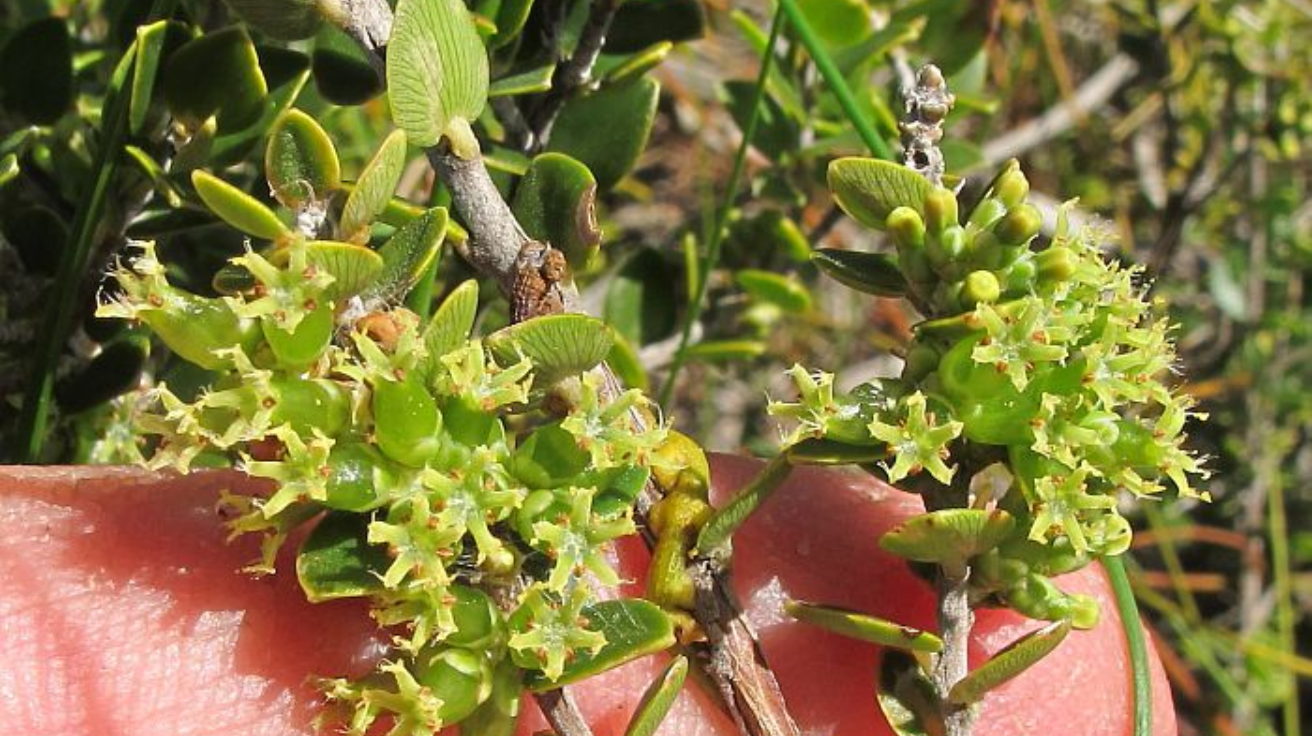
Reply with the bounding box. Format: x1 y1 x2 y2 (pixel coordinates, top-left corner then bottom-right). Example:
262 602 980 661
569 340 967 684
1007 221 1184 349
191 170 290 240
301 241 384 300
297 512 390 602
161 26 268 133
421 278 479 359
735 269 812 313
548 77 660 191
828 157 933 231
511 152 601 269
811 248 908 297
265 108 341 208
880 508 1015 569
486 313 614 385
387 0 489 154
312 24 384 105
362 206 448 304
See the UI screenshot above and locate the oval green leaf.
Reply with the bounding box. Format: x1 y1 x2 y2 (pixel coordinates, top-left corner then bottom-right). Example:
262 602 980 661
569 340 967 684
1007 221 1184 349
362 206 448 304
422 278 480 359
525 599 675 690
312 23 384 105
604 42 674 85
604 0 706 54
735 269 812 313
161 26 268 133
486 313 614 385
130 20 191 135
340 129 408 243
623 655 689 736
948 620 1072 704
828 157 932 231
208 46 312 166
265 108 341 208
511 152 601 269
547 76 659 191
191 169 290 240
797 0 870 47
222 0 323 40
879 508 1015 570
785 438 884 465
296 511 391 602
877 650 940 736
785 600 943 653
811 248 908 297
682 339 767 363
303 241 385 300
388 0 489 155
0 17 73 125
488 63 556 97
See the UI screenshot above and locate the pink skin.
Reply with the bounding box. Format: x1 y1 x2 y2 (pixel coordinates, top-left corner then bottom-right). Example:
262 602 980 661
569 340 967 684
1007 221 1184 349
0 458 1174 736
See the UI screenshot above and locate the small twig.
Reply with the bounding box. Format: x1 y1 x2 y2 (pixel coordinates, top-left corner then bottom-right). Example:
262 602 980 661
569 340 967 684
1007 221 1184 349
524 0 621 151
899 64 954 187
536 688 598 736
426 146 529 293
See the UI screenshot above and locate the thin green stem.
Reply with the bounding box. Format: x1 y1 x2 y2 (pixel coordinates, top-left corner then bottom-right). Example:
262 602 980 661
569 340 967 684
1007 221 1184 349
775 0 893 160
659 6 786 408
1105 554 1152 736
16 0 177 462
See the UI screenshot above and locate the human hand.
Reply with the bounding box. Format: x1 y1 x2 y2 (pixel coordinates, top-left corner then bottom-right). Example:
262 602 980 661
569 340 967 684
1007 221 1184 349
0 458 1173 735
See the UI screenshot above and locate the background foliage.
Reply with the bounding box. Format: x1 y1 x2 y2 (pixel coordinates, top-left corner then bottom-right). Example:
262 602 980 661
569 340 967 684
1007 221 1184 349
1 0 1309 734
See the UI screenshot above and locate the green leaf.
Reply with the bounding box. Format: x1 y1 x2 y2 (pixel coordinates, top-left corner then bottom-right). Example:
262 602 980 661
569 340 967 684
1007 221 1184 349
722 79 797 161
603 42 673 85
388 0 489 156
301 241 385 300
478 0 536 48
877 651 940 736
312 24 383 105
265 108 341 209
797 0 870 47
828 157 932 230
161 26 268 133
0 17 73 125
948 620 1072 704
486 313 614 385
525 600 675 690
785 601 943 653
880 509 1015 571
130 20 190 135
297 511 390 603
623 655 689 736
422 279 480 358
604 248 677 345
0 153 17 188
695 455 791 558
833 17 925 74
488 63 556 97
191 169 290 240
124 145 183 208
811 248 908 296
209 46 312 166
512 153 601 269
605 0 706 54
683 340 767 363
547 77 659 191
785 438 883 465
735 269 812 313
341 129 409 243
222 0 323 40
605 330 648 392
363 206 448 304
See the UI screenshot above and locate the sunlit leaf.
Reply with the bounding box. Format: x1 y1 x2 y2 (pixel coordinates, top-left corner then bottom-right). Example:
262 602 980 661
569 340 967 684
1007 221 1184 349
548 77 659 191
949 620 1072 704
880 508 1015 569
297 511 389 603
524 600 675 690
191 169 290 240
362 206 448 303
486 313 614 385
735 269 812 313
828 157 932 230
512 153 600 269
130 20 190 135
488 63 555 97
340 129 408 243
388 0 488 156
623 655 689 736
265 108 341 208
785 601 943 652
422 279 480 359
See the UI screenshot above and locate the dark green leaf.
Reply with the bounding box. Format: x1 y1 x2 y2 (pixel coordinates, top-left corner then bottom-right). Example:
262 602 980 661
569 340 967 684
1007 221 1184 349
785 601 943 652
695 455 791 558
949 620 1072 704
812 248 908 296
363 207 448 304
797 0 870 47
265 108 341 208
486 313 614 385
341 129 409 243
877 651 940 736
222 0 323 40
126 207 220 240
547 77 659 191
604 0 705 54
124 145 183 208
130 20 191 135
388 0 489 155
209 46 312 165
828 157 932 230
312 24 383 105
512 153 600 269
623 655 689 736
479 0 536 48
0 18 73 125
161 26 268 133
721 79 797 161
604 248 676 345
525 600 675 690
297 511 390 603
4 205 67 276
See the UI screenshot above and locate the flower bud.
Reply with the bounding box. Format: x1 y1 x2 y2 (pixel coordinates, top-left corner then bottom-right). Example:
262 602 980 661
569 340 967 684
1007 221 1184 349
1035 245 1076 283
923 188 959 234
994 168 1030 209
960 270 1001 307
994 204 1042 246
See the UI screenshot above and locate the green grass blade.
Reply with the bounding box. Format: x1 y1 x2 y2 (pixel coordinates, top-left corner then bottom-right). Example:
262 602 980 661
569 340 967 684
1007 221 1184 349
1105 554 1151 736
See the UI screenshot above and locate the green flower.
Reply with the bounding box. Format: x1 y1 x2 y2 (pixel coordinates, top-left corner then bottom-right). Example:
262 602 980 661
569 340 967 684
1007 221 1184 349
224 238 334 332
531 486 636 590
434 340 533 410
508 586 607 681
240 425 334 517
1027 465 1117 554
560 373 667 469
867 392 963 484
971 298 1072 391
